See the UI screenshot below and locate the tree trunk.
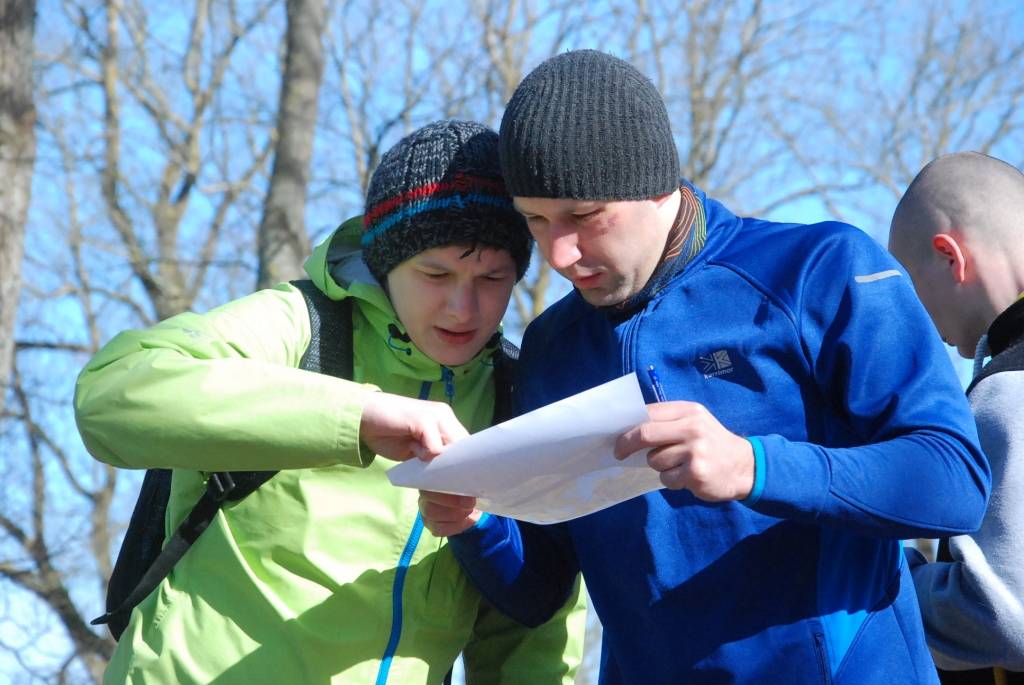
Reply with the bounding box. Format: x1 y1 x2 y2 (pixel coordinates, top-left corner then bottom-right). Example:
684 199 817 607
256 0 326 290
0 0 36 418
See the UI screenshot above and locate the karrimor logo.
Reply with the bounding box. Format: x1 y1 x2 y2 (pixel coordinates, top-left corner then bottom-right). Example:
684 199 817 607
700 350 734 379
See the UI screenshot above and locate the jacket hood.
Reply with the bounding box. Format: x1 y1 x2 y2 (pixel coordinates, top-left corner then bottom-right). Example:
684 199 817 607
304 216 392 311
303 217 501 381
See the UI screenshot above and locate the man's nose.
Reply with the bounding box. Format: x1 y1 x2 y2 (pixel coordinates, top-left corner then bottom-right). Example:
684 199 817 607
546 224 582 270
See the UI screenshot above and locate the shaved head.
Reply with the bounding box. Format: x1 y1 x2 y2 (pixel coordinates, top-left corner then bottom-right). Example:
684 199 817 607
890 151 1024 256
889 152 1024 358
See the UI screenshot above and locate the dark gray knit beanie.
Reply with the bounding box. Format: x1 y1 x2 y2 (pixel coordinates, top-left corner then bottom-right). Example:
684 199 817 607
499 49 679 200
362 120 532 284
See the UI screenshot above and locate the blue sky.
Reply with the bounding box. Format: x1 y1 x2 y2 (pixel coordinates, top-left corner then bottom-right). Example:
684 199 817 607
5 0 1024 679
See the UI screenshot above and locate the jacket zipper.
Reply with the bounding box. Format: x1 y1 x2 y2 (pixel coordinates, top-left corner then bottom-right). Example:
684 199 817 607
620 311 643 377
813 632 833 684
374 374 454 683
441 367 455 404
375 514 425 685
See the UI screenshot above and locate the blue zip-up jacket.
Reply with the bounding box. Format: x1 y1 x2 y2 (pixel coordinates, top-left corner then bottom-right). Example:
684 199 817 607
451 186 990 684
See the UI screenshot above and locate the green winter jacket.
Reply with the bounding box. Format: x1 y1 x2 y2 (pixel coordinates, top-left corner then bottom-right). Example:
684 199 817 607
74 218 586 684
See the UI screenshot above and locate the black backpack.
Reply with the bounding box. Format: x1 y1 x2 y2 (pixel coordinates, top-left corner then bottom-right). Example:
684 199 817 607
92 279 518 639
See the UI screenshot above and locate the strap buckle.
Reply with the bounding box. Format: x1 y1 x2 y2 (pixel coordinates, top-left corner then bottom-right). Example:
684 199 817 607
207 472 237 502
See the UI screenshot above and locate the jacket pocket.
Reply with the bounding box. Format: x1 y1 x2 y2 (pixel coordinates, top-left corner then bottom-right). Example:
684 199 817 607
832 566 937 684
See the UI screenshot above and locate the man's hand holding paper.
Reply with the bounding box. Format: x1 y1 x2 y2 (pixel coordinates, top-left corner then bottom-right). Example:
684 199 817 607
614 400 756 502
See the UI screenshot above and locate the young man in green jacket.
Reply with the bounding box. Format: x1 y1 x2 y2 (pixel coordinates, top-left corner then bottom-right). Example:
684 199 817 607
75 120 584 684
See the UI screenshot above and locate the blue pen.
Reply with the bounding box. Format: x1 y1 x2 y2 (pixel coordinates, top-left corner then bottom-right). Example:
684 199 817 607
646 364 667 402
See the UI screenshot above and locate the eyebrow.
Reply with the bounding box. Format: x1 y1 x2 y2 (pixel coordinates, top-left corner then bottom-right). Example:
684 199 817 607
417 249 476 269
513 200 601 215
417 254 513 274
416 258 450 270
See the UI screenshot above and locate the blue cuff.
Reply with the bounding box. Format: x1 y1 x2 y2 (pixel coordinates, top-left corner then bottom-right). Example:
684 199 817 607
903 543 928 570
741 436 766 505
453 510 500 544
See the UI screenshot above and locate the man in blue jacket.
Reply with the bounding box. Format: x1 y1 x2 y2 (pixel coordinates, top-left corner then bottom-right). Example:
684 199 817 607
418 50 990 684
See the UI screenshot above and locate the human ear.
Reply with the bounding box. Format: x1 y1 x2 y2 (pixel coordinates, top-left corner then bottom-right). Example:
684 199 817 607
652 188 679 208
931 234 968 283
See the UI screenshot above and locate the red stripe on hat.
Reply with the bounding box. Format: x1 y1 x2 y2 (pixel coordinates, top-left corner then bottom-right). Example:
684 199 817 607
364 173 509 226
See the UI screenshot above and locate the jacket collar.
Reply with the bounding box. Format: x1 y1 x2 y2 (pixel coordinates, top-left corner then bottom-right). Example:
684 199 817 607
986 296 1024 357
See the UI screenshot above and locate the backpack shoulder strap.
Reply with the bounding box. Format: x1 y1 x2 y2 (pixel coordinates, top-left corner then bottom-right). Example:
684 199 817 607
92 471 267 631
291 278 354 380
492 337 519 424
93 280 355 635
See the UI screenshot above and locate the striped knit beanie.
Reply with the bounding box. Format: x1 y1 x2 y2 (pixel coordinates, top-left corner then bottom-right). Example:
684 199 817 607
499 50 679 200
361 120 532 284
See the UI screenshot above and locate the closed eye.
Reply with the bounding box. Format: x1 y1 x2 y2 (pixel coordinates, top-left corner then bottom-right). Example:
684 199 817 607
573 209 600 222
420 270 448 280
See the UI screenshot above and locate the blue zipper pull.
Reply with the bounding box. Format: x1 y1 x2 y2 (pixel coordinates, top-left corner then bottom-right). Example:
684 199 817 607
441 367 455 405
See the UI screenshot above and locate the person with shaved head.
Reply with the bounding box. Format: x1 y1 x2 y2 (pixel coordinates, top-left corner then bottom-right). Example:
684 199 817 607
889 151 1024 684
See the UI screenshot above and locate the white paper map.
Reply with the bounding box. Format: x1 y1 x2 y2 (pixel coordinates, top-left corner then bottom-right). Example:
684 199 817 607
386 373 662 524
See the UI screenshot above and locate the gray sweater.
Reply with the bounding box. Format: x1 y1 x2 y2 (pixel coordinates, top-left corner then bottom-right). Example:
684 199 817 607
908 302 1024 672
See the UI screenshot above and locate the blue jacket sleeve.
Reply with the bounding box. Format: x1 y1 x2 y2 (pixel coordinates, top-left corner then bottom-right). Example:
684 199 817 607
746 226 990 539
448 513 579 628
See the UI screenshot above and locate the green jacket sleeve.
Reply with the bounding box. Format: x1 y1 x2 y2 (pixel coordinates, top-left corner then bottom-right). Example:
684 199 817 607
74 284 376 471
461 577 587 685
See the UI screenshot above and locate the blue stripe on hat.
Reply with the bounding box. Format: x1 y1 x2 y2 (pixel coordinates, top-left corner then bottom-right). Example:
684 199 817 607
361 193 515 247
